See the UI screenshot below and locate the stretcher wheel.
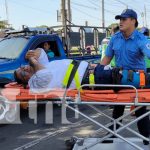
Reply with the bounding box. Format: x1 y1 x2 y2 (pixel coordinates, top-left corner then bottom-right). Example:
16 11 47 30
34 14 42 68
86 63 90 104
65 136 77 150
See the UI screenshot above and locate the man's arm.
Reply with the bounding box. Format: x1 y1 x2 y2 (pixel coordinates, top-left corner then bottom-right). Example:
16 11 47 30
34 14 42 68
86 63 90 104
90 55 112 70
100 37 114 65
100 56 112 65
26 48 49 67
25 48 45 72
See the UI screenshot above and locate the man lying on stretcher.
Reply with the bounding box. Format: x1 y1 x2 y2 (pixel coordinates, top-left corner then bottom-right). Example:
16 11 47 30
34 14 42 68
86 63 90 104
14 48 150 93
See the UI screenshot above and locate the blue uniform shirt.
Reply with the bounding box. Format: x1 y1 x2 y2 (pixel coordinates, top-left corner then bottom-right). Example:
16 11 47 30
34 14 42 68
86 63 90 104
105 30 150 71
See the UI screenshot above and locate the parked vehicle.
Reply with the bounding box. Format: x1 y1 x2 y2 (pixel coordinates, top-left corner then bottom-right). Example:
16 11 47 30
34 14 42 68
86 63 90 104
0 28 100 86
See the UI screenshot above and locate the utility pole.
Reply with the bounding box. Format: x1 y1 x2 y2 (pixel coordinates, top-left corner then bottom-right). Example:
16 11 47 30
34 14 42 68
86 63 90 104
141 12 144 27
102 0 105 31
61 0 69 54
85 21 88 26
144 5 147 27
67 0 71 27
66 0 71 54
5 0 9 26
61 0 66 29
61 0 67 39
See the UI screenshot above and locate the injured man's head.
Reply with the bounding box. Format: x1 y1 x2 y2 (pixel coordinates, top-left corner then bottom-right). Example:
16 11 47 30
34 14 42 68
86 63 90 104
14 62 53 93
13 48 54 93
14 65 34 85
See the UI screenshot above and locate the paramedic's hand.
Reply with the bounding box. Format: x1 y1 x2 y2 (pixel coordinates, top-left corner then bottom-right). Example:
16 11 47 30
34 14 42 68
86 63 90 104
90 64 97 68
89 64 97 74
25 48 41 60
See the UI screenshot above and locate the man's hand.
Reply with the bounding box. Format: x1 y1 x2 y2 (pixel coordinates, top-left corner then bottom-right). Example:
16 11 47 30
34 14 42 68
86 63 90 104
28 57 45 72
25 48 41 60
28 57 38 67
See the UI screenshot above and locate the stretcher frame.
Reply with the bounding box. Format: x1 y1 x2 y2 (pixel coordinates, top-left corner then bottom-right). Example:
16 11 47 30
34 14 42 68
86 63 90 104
0 84 150 150
62 84 150 150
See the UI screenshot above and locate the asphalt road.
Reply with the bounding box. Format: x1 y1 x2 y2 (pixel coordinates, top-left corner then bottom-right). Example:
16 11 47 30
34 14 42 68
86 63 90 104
0 104 149 150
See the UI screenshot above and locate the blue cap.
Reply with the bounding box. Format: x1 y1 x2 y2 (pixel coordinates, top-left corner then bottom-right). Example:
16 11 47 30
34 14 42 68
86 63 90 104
115 9 137 20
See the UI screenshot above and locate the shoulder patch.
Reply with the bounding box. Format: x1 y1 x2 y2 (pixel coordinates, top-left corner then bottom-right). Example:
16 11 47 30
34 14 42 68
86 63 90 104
146 43 150 49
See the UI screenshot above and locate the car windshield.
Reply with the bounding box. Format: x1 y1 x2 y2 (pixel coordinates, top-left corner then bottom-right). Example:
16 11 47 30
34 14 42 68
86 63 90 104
0 37 29 59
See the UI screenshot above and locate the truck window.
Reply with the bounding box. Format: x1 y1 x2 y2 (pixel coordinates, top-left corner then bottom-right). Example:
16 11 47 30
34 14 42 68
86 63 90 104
0 37 29 59
37 41 60 57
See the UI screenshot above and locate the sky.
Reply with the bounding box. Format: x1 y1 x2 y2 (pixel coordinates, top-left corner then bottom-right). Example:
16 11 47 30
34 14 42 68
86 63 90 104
0 0 150 30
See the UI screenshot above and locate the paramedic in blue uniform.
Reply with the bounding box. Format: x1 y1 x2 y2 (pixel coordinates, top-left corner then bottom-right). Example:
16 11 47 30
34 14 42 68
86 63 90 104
101 9 150 145
141 27 149 37
140 27 150 72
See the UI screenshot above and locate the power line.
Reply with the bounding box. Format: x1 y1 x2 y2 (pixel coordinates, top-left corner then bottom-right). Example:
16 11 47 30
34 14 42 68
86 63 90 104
9 0 56 15
71 5 100 20
114 0 128 8
114 0 142 14
66 18 76 26
87 0 99 8
72 2 98 10
72 1 116 15
105 1 122 7
71 5 114 25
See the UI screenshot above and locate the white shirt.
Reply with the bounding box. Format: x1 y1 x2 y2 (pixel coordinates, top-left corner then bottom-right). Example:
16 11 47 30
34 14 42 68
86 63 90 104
28 49 88 93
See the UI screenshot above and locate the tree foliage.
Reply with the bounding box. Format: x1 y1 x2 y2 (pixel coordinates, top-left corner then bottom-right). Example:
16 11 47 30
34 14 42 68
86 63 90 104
0 20 9 29
108 23 119 28
36 25 49 28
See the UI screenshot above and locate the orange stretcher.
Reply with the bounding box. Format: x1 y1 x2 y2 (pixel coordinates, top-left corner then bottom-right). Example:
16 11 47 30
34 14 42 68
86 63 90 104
1 82 150 103
0 83 150 149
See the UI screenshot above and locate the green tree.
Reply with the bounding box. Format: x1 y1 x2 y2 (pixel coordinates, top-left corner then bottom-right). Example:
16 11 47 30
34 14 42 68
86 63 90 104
36 25 49 28
0 20 9 29
106 23 119 36
108 23 119 29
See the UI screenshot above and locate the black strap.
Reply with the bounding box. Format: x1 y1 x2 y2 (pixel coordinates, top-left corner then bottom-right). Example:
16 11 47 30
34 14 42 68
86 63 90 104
112 67 122 84
127 70 134 82
81 65 89 85
66 60 80 89
112 67 123 92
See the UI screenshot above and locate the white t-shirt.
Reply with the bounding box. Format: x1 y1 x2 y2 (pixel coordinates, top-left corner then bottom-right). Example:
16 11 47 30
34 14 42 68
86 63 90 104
28 49 88 93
